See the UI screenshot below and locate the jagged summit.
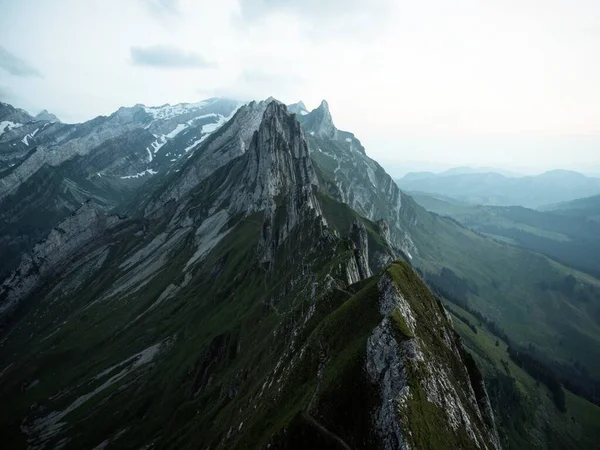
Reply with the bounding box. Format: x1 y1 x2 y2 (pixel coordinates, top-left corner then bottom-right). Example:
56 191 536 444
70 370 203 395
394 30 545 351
230 101 318 212
299 98 337 139
0 102 33 130
34 109 60 123
286 100 309 116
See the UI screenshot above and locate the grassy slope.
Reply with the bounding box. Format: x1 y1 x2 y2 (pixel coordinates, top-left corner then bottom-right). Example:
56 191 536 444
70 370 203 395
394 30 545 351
411 191 600 277
541 195 600 222
447 301 600 450
405 194 600 380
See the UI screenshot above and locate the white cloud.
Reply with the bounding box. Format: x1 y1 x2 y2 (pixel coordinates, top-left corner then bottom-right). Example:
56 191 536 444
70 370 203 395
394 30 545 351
130 45 215 68
0 46 42 77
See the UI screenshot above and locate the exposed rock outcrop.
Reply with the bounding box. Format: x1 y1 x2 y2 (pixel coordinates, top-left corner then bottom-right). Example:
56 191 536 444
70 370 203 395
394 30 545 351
0 201 123 317
301 100 338 139
366 265 502 450
229 101 324 263
350 219 372 279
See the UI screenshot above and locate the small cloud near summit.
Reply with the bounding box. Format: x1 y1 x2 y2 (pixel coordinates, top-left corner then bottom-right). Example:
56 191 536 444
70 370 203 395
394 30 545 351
130 45 216 69
144 0 180 16
0 46 42 78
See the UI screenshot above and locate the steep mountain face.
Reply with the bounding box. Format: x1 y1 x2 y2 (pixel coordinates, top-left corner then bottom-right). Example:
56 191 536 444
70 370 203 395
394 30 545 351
142 98 272 216
396 169 600 208
0 98 241 277
0 100 499 449
298 101 417 259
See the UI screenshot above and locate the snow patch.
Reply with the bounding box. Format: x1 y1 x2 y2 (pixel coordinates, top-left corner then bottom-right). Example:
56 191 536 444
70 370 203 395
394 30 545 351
19 128 41 146
182 113 231 153
186 113 218 125
165 123 187 138
143 100 210 120
0 120 22 134
184 134 209 153
151 136 167 154
120 169 158 179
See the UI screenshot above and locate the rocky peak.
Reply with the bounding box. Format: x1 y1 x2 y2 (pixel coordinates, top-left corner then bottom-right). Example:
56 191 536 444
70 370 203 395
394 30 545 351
34 109 60 123
299 99 337 139
287 101 308 116
350 219 372 279
0 102 33 126
230 100 319 213
225 101 325 263
0 201 123 317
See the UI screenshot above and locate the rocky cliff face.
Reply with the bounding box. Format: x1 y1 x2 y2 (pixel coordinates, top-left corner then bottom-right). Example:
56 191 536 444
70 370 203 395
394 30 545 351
365 265 500 450
143 99 270 217
228 102 324 263
0 97 500 450
0 201 123 317
298 102 416 258
299 99 338 139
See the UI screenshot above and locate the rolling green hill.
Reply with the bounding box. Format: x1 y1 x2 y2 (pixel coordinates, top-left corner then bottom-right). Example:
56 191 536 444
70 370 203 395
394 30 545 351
410 191 600 277
396 169 600 208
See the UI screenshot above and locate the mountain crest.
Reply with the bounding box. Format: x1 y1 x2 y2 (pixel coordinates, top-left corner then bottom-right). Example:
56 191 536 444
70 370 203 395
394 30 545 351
34 109 60 123
228 101 324 262
301 98 337 139
286 101 308 116
230 100 319 213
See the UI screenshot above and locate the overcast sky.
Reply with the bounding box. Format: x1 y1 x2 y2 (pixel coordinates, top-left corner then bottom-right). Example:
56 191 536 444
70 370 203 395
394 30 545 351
1 0 600 174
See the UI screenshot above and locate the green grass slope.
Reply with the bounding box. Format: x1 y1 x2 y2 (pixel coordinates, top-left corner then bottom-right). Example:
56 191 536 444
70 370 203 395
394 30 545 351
411 191 600 277
446 300 600 450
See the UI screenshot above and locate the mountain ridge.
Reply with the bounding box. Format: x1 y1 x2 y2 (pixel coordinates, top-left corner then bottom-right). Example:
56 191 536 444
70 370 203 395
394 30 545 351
0 98 501 449
1 96 599 449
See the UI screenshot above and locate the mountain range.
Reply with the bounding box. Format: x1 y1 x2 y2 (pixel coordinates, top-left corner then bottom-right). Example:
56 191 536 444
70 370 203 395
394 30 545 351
396 169 600 208
0 98 241 278
1 97 599 449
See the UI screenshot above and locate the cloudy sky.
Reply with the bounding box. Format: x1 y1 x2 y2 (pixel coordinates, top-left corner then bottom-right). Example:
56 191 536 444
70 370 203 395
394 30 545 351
1 0 600 174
